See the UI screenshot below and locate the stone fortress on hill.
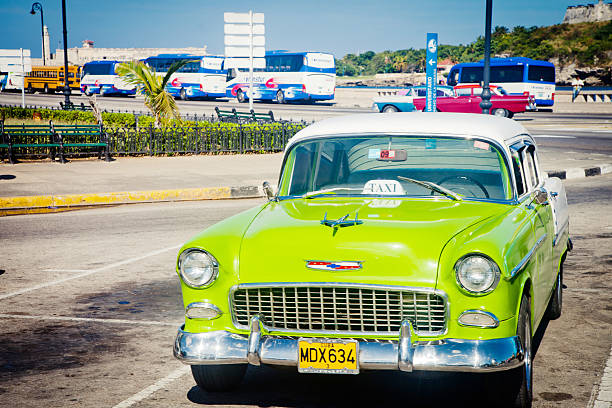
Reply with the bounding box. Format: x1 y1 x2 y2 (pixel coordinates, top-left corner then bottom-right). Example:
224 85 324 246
563 0 612 24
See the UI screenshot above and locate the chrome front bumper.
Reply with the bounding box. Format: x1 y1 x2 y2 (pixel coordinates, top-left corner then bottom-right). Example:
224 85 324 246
174 318 523 373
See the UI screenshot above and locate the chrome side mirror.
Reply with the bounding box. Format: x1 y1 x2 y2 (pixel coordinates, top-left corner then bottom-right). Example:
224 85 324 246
534 188 549 206
262 181 275 201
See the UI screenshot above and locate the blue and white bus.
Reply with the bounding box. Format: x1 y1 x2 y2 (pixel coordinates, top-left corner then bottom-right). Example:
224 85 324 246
225 51 336 103
80 60 136 96
447 57 555 106
143 54 227 100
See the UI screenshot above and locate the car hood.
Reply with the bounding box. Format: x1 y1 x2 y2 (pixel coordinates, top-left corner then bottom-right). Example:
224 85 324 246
238 198 509 287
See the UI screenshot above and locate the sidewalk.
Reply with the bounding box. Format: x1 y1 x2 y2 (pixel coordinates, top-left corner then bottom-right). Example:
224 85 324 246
0 151 610 214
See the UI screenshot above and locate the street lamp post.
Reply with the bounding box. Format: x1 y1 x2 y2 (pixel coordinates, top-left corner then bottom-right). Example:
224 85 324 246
480 0 493 114
30 2 45 66
61 0 71 105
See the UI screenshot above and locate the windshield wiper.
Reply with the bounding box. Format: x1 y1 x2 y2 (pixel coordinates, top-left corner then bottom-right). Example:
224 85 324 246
301 187 363 199
397 176 462 201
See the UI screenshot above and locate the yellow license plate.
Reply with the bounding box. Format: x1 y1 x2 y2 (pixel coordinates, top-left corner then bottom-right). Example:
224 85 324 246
297 338 359 374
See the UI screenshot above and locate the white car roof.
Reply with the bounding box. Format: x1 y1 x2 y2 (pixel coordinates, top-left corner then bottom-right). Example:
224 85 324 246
286 113 530 151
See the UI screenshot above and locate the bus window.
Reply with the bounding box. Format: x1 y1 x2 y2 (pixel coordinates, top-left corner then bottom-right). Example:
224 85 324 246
491 65 524 83
527 65 555 83
461 66 483 83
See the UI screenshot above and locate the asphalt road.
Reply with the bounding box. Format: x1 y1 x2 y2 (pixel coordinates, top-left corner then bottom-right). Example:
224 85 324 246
1 174 611 408
2 91 612 124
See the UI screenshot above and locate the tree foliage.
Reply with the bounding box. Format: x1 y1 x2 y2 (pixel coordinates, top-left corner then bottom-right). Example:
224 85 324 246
116 60 190 127
336 21 612 76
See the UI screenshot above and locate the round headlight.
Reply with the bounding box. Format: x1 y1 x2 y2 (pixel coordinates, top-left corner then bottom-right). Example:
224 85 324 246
455 254 500 294
178 249 219 288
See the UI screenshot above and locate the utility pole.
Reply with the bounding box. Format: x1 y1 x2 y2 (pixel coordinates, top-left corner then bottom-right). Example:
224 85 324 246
61 0 71 105
480 0 493 114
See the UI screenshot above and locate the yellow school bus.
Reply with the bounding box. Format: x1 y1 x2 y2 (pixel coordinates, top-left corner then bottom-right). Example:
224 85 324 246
24 65 81 94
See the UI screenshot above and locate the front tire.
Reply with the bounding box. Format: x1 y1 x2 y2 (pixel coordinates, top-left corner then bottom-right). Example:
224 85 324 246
507 295 533 408
276 90 286 104
44 83 49 94
180 88 188 101
546 267 563 320
191 364 247 392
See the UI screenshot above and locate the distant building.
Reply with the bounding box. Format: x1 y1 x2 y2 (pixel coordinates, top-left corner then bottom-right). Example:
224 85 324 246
37 40 208 66
563 0 612 24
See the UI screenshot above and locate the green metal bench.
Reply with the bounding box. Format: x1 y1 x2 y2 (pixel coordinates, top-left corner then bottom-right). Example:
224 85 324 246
0 121 59 163
53 123 110 163
0 121 111 164
59 101 93 111
215 107 275 123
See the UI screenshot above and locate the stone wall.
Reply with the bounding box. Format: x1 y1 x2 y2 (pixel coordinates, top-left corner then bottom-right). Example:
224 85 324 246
47 46 208 66
563 0 612 24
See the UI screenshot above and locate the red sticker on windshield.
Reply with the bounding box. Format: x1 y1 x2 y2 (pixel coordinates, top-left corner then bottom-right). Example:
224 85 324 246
380 150 396 159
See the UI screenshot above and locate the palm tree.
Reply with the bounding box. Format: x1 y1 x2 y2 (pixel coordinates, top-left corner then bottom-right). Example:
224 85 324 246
116 60 190 127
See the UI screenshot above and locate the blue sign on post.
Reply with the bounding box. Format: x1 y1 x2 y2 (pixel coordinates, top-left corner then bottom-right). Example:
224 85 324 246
425 33 438 112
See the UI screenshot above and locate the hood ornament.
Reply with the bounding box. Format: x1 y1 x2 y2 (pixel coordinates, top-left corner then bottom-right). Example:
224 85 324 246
306 260 362 271
321 212 363 234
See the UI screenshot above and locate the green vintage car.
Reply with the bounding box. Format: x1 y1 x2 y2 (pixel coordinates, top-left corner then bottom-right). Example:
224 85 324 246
173 112 571 407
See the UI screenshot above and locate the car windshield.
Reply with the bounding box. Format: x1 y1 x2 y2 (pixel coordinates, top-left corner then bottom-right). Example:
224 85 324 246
279 135 511 201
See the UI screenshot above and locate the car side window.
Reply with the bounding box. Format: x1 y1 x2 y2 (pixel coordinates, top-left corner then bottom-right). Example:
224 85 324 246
455 88 472 96
510 142 527 197
523 145 539 188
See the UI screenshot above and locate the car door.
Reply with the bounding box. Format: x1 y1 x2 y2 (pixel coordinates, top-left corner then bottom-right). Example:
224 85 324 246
452 87 477 113
511 139 554 322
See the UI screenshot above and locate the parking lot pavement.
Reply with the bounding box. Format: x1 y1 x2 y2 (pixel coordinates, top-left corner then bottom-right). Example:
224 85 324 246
1 174 611 408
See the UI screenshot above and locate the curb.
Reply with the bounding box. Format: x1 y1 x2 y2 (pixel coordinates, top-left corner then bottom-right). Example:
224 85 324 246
0 185 264 216
546 163 611 180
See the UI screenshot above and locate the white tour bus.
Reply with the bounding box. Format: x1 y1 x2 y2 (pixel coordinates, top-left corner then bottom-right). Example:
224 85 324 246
143 54 227 100
225 51 336 103
80 60 136 96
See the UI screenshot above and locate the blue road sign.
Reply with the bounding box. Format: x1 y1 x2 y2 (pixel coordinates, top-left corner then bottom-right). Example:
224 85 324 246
425 33 438 112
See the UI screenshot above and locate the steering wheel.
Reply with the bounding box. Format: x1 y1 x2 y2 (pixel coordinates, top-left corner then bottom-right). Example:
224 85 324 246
435 175 490 199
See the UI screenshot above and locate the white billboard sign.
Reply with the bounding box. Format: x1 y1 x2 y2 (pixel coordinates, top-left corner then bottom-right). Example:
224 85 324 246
224 24 265 35
223 11 265 110
224 57 266 69
0 49 32 73
224 35 265 46
224 12 264 24
225 46 265 58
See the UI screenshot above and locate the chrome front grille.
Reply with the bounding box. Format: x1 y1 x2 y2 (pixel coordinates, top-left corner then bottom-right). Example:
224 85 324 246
231 284 447 335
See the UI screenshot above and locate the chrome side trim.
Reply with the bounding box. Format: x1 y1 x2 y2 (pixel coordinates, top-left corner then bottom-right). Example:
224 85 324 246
228 282 450 337
174 327 524 373
185 302 222 320
458 310 500 328
553 220 569 247
507 234 547 280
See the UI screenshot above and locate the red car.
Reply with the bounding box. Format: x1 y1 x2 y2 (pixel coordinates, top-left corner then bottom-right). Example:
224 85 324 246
413 84 535 118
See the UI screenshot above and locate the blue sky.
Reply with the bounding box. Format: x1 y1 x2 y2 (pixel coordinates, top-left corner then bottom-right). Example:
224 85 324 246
0 0 583 58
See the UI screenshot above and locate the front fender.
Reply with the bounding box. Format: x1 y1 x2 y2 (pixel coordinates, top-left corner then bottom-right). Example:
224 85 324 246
176 203 268 332
436 205 534 339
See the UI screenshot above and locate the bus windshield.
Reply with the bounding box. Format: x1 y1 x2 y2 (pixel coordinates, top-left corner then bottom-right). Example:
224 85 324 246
82 63 114 76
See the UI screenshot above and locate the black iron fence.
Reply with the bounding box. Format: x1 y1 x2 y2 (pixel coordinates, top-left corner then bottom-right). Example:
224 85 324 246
106 123 305 155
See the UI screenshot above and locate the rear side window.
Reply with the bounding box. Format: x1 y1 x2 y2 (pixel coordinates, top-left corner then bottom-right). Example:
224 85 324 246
511 153 526 197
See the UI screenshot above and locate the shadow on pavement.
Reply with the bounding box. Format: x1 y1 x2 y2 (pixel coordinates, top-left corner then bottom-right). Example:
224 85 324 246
186 365 515 408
